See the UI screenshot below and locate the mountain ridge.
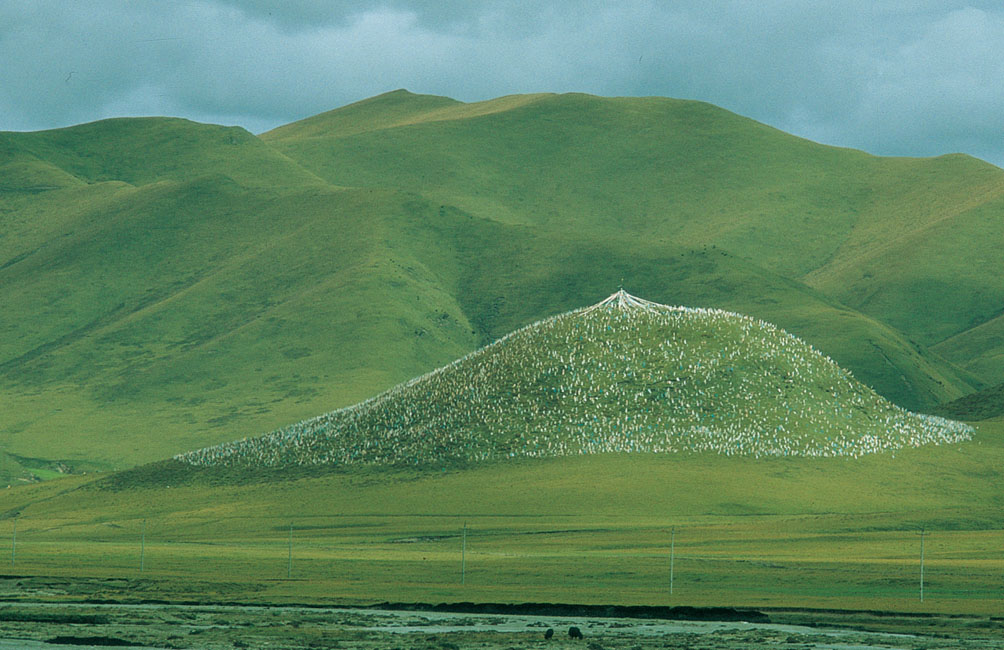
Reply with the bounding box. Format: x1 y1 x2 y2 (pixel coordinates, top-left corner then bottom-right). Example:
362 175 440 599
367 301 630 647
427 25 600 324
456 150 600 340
266 90 1004 353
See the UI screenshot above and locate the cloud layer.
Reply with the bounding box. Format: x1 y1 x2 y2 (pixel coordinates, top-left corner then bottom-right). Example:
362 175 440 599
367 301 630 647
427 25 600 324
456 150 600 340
2 1 1002 166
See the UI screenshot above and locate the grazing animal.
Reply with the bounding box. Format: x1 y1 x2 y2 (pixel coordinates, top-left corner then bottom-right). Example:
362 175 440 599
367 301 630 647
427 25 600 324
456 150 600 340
544 628 554 639
568 626 583 639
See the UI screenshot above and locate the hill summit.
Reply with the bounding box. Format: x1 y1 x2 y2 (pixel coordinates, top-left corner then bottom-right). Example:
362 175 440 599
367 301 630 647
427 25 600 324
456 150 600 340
176 291 973 469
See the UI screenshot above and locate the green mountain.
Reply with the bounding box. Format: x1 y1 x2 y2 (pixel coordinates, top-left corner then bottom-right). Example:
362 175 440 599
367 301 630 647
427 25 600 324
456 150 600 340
1 90 1001 483
1 117 324 188
178 291 972 470
265 90 1004 381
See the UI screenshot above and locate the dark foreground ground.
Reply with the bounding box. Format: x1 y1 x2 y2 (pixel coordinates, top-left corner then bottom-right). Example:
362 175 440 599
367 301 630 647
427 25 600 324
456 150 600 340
1 597 1002 650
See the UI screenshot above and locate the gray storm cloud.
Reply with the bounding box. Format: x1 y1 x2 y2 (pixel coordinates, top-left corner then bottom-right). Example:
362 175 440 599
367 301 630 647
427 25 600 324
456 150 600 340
1 0 1002 166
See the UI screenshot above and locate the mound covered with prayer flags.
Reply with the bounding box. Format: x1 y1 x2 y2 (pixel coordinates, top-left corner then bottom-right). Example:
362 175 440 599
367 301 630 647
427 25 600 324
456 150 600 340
177 291 973 469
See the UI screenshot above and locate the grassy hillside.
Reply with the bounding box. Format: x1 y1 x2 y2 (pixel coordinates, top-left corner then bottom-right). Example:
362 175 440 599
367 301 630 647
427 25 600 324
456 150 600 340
439 218 978 410
932 308 1004 385
0 183 483 469
264 88 464 141
7 117 325 188
933 380 1004 421
0 135 85 192
265 90 1004 375
2 90 1000 482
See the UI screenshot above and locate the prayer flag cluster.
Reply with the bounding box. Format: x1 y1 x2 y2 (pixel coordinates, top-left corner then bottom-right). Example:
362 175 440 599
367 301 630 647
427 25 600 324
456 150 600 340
177 291 973 469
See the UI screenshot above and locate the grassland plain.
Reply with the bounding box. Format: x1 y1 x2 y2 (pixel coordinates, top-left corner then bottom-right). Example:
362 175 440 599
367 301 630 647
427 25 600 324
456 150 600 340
0 420 1001 616
1 90 1002 483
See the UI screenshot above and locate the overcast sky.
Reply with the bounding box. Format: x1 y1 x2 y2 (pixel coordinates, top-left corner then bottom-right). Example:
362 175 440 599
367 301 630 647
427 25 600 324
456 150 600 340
2 1 1003 166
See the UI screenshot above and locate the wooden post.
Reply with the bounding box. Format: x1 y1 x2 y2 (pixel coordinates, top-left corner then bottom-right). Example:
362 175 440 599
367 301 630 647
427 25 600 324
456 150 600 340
670 527 675 596
10 517 16 568
461 522 467 585
140 519 146 573
288 522 293 579
920 528 925 602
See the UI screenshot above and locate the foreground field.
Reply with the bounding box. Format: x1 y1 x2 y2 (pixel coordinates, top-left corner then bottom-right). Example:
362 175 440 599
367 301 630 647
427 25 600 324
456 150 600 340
0 423 1001 617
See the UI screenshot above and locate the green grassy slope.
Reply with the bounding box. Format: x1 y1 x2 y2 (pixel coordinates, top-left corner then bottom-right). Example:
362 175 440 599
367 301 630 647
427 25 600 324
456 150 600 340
805 158 1004 349
265 90 1004 372
932 308 1004 385
933 380 1004 421
438 218 977 410
0 118 482 477
0 184 483 469
0 135 86 192
8 117 325 188
264 88 463 141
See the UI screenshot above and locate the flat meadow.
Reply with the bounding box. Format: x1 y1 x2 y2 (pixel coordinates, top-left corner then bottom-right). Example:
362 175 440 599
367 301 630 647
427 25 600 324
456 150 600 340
1 421 1001 616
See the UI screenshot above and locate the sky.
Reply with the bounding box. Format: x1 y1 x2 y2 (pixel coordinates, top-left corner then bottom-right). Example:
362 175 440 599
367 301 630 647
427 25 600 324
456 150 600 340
2 1 1003 166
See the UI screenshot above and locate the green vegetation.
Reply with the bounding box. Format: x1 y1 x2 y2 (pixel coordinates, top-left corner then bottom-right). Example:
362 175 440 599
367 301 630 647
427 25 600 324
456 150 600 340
933 380 1004 421
264 91 1004 373
2 90 1003 482
0 421 1002 614
177 291 971 469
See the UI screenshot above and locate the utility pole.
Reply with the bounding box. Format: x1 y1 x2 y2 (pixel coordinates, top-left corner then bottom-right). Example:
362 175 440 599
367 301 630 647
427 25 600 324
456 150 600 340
288 522 293 580
461 522 467 585
920 528 925 602
140 519 146 573
670 527 675 596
